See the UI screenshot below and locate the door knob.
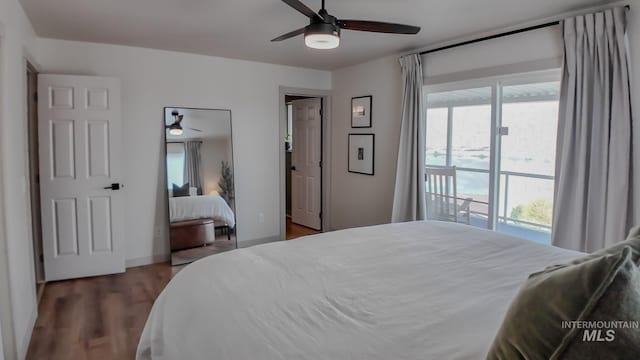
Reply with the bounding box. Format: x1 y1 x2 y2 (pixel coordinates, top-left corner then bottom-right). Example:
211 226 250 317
291 166 296 171
103 183 123 190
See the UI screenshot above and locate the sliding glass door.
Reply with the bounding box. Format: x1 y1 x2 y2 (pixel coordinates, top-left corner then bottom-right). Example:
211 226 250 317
425 71 560 243
426 85 493 229
497 79 560 244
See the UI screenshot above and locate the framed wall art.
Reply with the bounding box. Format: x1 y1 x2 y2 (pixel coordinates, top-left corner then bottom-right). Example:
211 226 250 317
351 95 372 128
348 134 374 175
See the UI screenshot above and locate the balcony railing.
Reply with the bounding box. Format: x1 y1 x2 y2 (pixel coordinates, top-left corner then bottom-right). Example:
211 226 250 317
426 166 554 233
498 169 554 231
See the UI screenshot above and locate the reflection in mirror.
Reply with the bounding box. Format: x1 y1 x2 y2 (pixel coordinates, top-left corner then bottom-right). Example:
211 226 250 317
164 107 236 266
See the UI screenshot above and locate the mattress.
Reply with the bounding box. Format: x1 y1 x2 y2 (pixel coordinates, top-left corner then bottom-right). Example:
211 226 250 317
169 195 235 227
137 221 583 359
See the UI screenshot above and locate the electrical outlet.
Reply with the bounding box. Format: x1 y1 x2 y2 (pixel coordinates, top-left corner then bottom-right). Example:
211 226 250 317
258 212 265 224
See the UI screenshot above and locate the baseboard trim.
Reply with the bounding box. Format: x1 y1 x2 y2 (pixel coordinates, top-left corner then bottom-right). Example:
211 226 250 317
18 304 38 359
238 236 282 248
125 237 283 266
125 254 170 268
36 283 46 304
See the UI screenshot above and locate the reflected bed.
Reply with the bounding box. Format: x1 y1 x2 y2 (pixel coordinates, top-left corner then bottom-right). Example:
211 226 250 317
169 194 235 228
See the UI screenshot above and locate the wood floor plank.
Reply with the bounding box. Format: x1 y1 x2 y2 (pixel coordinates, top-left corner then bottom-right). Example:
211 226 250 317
26 263 175 360
26 228 313 360
286 218 321 240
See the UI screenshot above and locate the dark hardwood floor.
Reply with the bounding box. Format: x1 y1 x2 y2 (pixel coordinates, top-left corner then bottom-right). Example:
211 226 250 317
286 217 321 240
26 223 320 359
26 263 179 360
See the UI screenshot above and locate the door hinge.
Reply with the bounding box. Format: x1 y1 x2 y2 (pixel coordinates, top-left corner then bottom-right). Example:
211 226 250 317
319 108 323 118
33 92 38 103
319 212 322 219
39 253 44 263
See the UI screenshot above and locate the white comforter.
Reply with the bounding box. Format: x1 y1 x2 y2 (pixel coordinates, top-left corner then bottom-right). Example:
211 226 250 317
169 195 235 227
137 221 583 360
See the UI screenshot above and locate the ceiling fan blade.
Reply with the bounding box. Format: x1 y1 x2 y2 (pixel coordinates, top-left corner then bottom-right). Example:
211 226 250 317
337 20 420 34
281 0 323 21
271 27 306 42
187 127 203 132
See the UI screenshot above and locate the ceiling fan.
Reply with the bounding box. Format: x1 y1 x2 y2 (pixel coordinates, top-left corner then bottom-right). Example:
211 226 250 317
166 110 203 136
271 0 421 49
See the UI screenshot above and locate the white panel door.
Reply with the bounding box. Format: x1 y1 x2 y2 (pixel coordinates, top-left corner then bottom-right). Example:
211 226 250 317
291 98 322 230
38 74 124 281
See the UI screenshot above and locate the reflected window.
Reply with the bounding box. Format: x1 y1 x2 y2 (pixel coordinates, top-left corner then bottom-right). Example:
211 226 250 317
166 143 185 188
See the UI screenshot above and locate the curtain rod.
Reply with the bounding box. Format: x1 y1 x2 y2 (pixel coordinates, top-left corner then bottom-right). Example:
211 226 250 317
419 4 630 56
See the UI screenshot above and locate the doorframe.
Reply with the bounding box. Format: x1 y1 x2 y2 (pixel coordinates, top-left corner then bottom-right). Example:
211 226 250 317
25 61 44 286
0 22 18 360
279 86 332 240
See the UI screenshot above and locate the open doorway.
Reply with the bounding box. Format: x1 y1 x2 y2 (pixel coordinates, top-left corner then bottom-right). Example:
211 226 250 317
280 87 332 241
285 96 322 240
25 62 45 294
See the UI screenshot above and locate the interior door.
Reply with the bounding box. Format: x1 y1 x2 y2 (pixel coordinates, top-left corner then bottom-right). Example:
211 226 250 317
291 98 322 230
38 74 124 281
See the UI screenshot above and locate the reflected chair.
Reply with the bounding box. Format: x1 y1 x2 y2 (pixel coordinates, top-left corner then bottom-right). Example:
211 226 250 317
425 166 472 224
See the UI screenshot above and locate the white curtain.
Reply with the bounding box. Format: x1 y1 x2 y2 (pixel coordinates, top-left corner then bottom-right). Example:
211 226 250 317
392 54 427 222
184 141 203 195
552 7 634 252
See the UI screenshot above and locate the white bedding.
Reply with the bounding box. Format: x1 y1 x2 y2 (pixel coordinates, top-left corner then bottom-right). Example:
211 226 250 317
169 195 235 227
137 221 583 360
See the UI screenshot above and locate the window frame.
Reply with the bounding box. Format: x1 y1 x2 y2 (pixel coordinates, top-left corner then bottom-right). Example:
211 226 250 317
423 69 561 231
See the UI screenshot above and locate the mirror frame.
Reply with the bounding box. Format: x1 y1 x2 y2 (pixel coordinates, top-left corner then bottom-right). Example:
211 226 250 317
162 106 237 265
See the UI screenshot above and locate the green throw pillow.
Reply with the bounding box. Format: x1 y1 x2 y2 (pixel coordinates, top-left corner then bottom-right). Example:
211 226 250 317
540 226 640 275
487 247 640 359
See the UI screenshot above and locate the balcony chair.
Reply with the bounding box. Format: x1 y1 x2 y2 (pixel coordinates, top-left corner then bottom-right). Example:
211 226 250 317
425 166 472 224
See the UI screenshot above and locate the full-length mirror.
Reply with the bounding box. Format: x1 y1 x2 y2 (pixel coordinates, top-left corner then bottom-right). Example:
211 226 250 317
164 107 236 266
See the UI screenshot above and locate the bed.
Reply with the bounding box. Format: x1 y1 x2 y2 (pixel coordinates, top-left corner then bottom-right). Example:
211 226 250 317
137 221 583 359
169 194 235 228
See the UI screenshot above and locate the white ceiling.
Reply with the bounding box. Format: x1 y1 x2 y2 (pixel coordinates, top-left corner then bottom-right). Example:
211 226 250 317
20 0 608 70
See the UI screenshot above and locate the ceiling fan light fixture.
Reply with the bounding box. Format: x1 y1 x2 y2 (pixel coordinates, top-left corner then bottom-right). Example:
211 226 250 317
304 22 340 49
169 127 183 136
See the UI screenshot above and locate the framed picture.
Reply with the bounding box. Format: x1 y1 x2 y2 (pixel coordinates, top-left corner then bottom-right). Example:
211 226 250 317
348 134 375 175
351 96 372 128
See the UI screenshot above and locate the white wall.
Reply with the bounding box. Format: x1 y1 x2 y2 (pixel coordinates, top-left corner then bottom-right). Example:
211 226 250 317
423 26 563 83
0 0 39 358
36 39 331 265
329 27 564 230
328 6 640 232
330 56 403 230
